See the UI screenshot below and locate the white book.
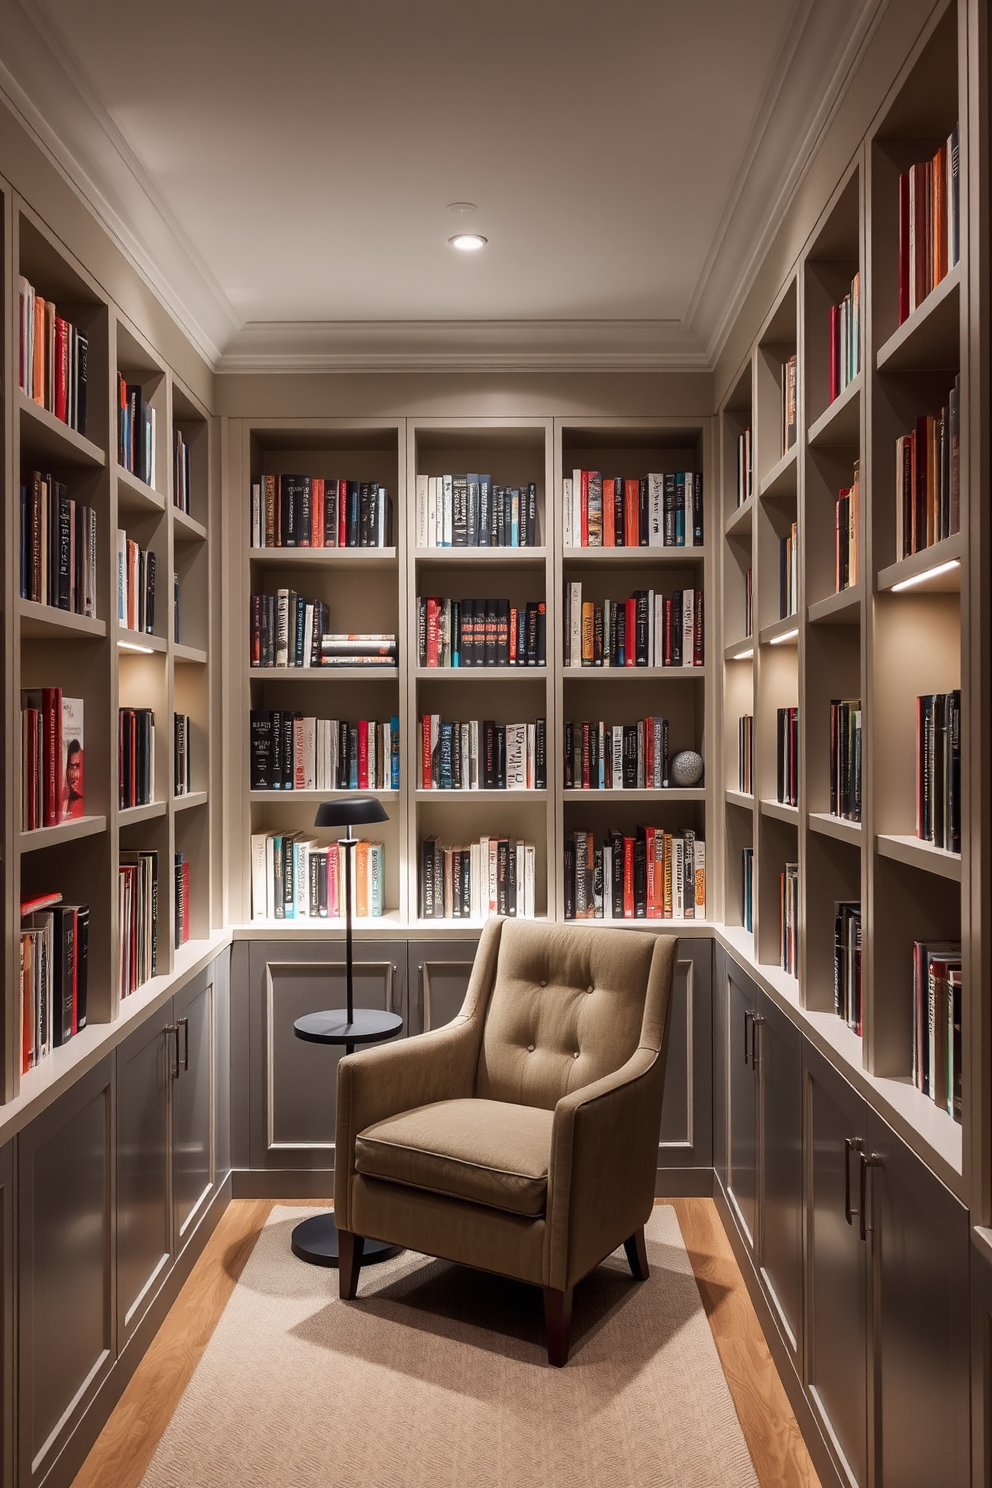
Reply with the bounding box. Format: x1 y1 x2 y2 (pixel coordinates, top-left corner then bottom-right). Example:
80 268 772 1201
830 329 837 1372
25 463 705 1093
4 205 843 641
460 722 470 789
251 834 268 919
469 719 479 789
603 844 613 918
506 723 526 789
369 843 384 916
612 726 623 786
694 840 706 917
303 603 315 669
86 507 97 617
264 835 275 920
654 594 663 666
647 589 655 667
515 843 525 916
648 472 665 546
149 406 157 491
116 529 127 623
562 477 573 547
428 476 438 547
296 841 315 917
569 581 582 667
571 468 582 548
251 482 261 548
470 841 482 918
416 474 429 548
524 843 536 918
442 473 453 547
673 837 685 918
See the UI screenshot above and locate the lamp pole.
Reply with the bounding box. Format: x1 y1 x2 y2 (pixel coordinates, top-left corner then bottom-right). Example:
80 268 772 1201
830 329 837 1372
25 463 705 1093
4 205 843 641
341 824 355 1033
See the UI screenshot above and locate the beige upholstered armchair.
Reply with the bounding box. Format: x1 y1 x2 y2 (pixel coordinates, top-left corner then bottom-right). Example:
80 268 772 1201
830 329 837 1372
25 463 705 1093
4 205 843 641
334 917 677 1364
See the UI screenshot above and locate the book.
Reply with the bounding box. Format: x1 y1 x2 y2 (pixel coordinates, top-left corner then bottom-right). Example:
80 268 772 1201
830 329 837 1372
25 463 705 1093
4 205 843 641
60 697 84 820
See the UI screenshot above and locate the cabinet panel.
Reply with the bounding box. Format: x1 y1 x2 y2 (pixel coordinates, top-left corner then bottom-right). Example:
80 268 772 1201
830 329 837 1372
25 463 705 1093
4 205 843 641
116 1011 172 1347
173 970 216 1248
247 941 407 1172
804 1044 868 1488
726 957 758 1246
18 1058 115 1488
868 1107 970 1488
0 1142 12 1488
712 944 729 1185
756 990 803 1359
408 940 478 1034
658 939 713 1175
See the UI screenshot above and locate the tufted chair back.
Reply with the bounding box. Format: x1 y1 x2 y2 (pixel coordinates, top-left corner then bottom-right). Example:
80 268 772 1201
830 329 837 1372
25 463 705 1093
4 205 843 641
475 919 660 1109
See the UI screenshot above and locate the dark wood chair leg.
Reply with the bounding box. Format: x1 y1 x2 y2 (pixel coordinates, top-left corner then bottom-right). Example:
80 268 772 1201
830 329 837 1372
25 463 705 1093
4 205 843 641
623 1226 649 1281
338 1229 365 1300
543 1285 574 1367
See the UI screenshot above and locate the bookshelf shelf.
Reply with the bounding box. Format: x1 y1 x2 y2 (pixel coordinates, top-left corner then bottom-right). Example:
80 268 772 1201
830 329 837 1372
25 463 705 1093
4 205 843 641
724 640 755 662
726 790 754 810
416 788 549 803
173 791 209 812
725 498 753 538
561 787 706 803
561 546 705 569
415 546 546 568
807 373 862 448
808 587 862 625
560 665 706 681
808 812 862 847
19 815 108 853
875 262 961 373
18 602 106 641
117 465 166 515
250 789 401 804
250 546 398 571
760 799 800 824
758 445 798 501
18 391 106 468
876 533 963 594
250 666 400 681
173 509 208 543
118 801 166 827
415 666 546 682
173 643 208 665
758 617 800 647
116 627 167 654
876 833 962 882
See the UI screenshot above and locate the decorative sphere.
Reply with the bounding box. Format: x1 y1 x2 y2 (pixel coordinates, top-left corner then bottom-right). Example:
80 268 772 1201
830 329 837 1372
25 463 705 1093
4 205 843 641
671 750 704 787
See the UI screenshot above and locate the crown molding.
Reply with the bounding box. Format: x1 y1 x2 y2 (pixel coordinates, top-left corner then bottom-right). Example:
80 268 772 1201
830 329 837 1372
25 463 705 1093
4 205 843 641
216 319 711 374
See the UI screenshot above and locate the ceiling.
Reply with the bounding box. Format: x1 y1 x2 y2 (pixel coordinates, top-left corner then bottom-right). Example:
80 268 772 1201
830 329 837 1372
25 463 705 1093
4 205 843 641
0 0 886 371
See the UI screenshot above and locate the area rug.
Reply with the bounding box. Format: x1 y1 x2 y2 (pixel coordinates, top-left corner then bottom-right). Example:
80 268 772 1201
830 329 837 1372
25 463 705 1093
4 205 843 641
139 1204 759 1488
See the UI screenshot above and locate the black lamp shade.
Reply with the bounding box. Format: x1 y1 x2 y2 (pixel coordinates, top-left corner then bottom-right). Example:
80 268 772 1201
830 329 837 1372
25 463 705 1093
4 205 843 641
314 796 389 829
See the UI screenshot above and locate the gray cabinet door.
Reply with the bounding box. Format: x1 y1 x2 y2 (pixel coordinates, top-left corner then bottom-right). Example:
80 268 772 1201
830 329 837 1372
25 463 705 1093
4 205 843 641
173 969 217 1251
116 1008 173 1347
0 1141 12 1488
868 1107 970 1488
804 1043 868 1488
408 940 479 1035
725 955 758 1248
756 989 803 1362
711 944 729 1186
657 938 713 1182
18 1057 115 1488
247 940 407 1174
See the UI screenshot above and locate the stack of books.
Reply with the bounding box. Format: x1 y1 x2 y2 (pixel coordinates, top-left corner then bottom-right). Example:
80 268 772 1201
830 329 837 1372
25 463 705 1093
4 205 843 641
416 475 537 547
563 583 703 668
119 707 155 808
251 834 385 920
20 472 97 615
119 849 158 997
916 691 961 852
19 892 89 1071
834 902 862 1033
828 272 862 402
738 715 753 794
116 531 157 633
174 714 192 796
835 461 860 591
319 633 397 668
898 126 960 324
117 375 156 486
21 689 85 829
780 864 799 974
776 707 799 806
562 470 703 548
912 940 962 1120
829 700 861 821
562 718 673 790
18 279 89 435
895 377 961 556
417 597 545 667
564 827 704 921
420 836 536 920
251 712 400 791
420 717 545 790
251 474 392 548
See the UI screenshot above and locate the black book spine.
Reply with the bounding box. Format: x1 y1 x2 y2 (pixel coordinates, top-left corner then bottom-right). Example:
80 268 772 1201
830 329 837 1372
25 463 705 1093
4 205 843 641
495 725 506 787
611 833 624 918
75 904 89 1027
693 471 704 545
634 831 647 916
536 603 546 667
478 476 491 548
635 591 649 665
299 477 312 546
639 477 649 545
614 476 625 548
672 590 682 667
347 481 360 547
563 722 573 788
535 718 547 790
497 838 509 914
58 491 72 610
250 711 274 789
483 720 496 789
145 550 156 634
563 837 576 921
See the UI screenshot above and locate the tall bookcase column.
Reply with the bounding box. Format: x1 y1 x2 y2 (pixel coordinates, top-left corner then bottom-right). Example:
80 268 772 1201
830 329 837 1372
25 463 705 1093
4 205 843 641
801 158 867 1032
555 418 713 926
753 278 801 975
408 419 553 925
722 361 757 946
1 178 9 1098
865 0 966 1178
240 420 406 930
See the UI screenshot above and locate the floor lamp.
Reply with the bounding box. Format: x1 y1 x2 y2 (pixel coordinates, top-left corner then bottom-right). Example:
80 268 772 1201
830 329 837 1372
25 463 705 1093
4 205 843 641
290 795 402 1266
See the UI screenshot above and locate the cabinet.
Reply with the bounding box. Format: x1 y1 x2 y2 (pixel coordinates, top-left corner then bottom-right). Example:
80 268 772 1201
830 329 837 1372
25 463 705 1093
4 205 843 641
0 1139 12 1488
407 940 478 1034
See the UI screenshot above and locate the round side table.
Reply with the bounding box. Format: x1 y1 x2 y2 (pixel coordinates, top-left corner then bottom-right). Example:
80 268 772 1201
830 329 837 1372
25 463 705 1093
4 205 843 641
291 1006 404 1268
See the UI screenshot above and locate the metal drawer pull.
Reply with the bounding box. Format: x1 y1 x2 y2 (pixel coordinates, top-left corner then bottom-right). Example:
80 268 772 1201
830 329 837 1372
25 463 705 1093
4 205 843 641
751 1015 764 1070
166 1022 180 1080
859 1152 878 1242
178 1016 189 1072
743 1008 752 1065
844 1136 864 1225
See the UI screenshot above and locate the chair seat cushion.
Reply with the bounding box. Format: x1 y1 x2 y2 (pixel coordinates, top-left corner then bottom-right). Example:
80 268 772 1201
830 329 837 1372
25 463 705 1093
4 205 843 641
355 1098 554 1217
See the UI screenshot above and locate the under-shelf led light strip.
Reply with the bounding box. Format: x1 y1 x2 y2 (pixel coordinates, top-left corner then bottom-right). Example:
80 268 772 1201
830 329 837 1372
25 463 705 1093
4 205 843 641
890 558 960 592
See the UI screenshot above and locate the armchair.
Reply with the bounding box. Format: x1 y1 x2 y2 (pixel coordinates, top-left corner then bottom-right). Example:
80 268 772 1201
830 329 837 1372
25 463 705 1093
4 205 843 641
334 917 677 1364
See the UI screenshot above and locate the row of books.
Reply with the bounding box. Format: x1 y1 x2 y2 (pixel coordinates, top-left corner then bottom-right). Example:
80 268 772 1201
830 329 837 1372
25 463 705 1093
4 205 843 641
916 691 961 853
742 848 754 933
21 690 85 830
175 853 190 948
777 706 799 807
250 712 400 792
781 863 799 974
18 278 89 436
416 475 538 548
119 707 155 808
563 584 704 669
835 461 860 592
116 532 157 634
20 894 89 1072
420 717 546 791
780 523 798 618
420 836 536 920
834 902 862 1033
251 835 385 920
174 429 192 514
738 715 753 795
564 827 706 921
175 713 193 796
562 470 704 548
736 429 753 509
249 589 399 670
20 472 98 616
250 474 392 549
829 700 862 822
743 567 753 638
417 596 546 668
782 354 798 453
117 375 156 488
119 850 159 997
912 940 961 1120
563 719 675 791
898 127 960 325
895 379 961 558
827 272 862 404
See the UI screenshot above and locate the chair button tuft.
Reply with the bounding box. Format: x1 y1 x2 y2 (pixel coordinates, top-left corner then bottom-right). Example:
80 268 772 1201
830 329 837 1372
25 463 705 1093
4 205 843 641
527 1044 535 1053
587 984 594 994
539 979 547 988
573 1051 580 1059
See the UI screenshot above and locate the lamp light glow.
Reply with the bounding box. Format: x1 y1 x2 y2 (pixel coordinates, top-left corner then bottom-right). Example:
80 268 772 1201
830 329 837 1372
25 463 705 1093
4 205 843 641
448 233 487 251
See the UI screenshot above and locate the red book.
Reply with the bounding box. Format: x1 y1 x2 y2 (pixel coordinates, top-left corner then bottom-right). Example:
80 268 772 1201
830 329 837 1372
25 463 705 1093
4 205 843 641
915 695 924 837
663 598 672 666
645 826 657 918
693 591 704 666
181 862 190 944
828 303 840 402
898 170 911 324
358 719 369 789
421 714 432 789
932 143 947 286
20 891 63 916
338 482 347 548
54 316 70 422
912 161 928 311
581 722 590 789
603 478 616 546
580 470 589 547
311 478 324 548
624 479 639 547
426 598 440 667
509 607 518 663
42 687 62 827
625 599 637 666
623 836 635 918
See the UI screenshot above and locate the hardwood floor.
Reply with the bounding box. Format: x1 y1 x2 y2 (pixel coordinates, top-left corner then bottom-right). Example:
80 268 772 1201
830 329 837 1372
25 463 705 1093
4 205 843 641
71 1197 819 1488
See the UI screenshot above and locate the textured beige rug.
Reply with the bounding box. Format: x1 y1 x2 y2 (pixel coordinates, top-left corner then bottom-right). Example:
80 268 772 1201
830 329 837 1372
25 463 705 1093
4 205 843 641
140 1205 759 1488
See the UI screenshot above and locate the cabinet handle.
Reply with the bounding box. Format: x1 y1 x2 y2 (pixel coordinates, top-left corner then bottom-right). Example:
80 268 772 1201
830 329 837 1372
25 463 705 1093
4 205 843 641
166 1022 180 1080
751 1015 764 1071
178 1016 189 1073
844 1136 864 1225
743 1008 752 1065
858 1152 878 1242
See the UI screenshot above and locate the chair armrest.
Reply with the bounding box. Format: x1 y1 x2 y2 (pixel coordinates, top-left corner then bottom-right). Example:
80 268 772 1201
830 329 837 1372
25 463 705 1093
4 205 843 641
544 1046 665 1290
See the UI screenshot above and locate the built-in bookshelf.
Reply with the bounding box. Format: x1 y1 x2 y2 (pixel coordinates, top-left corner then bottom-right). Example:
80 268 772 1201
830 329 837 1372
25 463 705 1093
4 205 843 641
716 1 970 1187
3 200 218 1102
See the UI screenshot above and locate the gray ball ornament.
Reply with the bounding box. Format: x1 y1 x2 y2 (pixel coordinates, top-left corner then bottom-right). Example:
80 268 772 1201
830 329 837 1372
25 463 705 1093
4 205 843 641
670 750 704 787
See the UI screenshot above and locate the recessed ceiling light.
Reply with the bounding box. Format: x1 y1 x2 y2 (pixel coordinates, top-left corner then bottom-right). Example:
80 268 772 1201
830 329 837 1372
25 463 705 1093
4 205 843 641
446 201 478 215
448 233 487 251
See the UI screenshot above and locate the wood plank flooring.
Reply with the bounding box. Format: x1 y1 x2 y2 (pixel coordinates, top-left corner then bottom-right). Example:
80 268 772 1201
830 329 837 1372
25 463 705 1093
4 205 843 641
70 1198 819 1488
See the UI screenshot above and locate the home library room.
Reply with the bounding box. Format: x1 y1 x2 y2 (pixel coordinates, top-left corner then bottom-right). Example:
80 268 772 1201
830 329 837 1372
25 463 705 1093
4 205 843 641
5 194 221 1109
